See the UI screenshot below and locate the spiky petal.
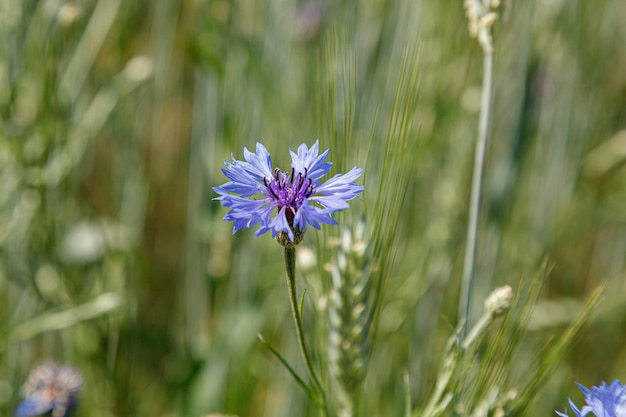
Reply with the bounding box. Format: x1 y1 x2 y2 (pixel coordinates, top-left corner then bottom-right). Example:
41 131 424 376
556 380 626 417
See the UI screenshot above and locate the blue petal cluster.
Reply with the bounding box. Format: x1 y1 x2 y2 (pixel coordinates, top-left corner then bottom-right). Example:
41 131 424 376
16 362 83 417
214 141 364 242
556 380 626 417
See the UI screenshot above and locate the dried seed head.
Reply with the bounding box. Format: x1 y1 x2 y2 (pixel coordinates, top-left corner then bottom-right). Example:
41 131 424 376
484 285 513 318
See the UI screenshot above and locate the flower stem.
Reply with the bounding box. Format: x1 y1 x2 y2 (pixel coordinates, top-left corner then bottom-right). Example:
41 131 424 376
284 247 327 413
458 48 494 342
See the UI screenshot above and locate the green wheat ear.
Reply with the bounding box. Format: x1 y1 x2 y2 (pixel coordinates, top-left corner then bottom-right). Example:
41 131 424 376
327 219 371 417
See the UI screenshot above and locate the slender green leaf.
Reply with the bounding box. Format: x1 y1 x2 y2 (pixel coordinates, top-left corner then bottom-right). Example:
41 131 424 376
257 333 322 407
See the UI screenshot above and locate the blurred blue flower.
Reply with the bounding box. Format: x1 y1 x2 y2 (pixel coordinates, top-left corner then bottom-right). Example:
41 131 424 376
556 380 626 417
16 362 83 417
214 141 363 243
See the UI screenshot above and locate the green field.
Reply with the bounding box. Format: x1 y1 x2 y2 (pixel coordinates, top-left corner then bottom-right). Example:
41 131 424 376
1 1 625 416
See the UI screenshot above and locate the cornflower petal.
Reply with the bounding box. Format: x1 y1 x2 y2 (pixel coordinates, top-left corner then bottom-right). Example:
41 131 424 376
294 199 337 231
313 167 364 209
219 195 272 232
556 380 626 417
290 140 332 181
217 163 262 196
16 399 53 417
216 143 274 197
243 143 274 179
260 207 294 241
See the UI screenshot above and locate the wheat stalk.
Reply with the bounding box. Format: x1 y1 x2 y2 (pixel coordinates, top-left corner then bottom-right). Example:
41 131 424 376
327 220 371 417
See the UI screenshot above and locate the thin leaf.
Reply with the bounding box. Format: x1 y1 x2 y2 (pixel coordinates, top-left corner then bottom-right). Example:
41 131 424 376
299 288 307 318
404 370 412 417
5 292 122 348
509 283 605 416
257 333 322 407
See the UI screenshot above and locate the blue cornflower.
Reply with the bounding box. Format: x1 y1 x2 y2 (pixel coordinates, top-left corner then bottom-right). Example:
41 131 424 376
16 362 83 417
556 380 626 417
214 141 363 244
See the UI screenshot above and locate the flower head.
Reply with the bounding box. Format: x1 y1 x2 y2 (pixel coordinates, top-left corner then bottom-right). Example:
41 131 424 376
214 141 363 244
556 380 626 417
16 362 83 417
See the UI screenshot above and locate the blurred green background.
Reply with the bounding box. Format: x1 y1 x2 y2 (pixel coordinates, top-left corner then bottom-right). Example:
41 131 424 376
1 0 625 416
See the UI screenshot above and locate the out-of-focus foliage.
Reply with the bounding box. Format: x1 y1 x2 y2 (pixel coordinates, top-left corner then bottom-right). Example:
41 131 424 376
0 0 625 416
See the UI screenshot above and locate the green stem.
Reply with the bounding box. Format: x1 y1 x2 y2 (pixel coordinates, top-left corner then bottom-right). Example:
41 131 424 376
284 247 327 414
461 311 492 351
458 48 494 342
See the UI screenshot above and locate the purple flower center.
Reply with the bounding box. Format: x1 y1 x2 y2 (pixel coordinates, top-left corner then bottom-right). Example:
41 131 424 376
263 167 314 216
